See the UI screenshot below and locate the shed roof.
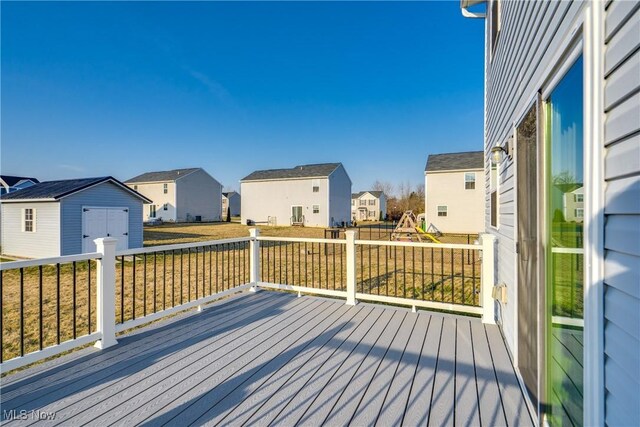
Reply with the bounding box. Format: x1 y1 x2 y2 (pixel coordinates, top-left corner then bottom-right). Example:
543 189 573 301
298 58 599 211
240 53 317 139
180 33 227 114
241 163 342 182
0 175 40 187
0 177 152 203
125 168 201 184
425 151 484 172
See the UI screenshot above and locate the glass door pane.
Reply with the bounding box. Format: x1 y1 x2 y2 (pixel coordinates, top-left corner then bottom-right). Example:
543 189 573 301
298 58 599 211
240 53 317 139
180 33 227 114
545 55 584 426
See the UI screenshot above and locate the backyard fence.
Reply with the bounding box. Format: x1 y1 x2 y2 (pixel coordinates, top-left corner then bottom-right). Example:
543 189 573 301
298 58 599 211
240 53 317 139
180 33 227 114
0 229 495 373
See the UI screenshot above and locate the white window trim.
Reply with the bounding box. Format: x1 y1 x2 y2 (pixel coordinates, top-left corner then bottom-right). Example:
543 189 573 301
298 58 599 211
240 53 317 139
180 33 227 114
437 205 448 217
464 172 477 190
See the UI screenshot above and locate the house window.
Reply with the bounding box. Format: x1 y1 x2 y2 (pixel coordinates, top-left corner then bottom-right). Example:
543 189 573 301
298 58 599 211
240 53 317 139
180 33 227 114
465 172 476 190
351 200 355 206
312 205 320 214
134 185 138 190
23 208 35 232
163 203 168 211
437 206 447 217
575 208 584 218
575 194 583 203
149 205 157 218
368 199 375 206
490 0 501 57
312 179 320 193
369 210 376 218
490 162 499 227
163 183 168 194
359 200 366 206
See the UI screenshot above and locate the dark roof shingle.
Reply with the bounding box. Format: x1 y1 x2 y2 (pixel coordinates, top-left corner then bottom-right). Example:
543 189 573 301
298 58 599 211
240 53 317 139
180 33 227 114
125 168 201 183
241 163 342 182
425 151 484 172
352 191 384 199
0 177 151 202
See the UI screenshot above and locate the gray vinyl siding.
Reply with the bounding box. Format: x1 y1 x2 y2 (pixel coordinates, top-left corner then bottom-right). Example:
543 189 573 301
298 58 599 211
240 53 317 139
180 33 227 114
484 0 586 351
175 169 222 222
0 202 60 258
60 182 144 255
603 2 640 426
328 165 352 227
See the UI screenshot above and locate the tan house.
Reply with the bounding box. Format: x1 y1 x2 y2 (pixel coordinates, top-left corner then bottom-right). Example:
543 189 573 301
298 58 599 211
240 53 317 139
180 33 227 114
424 151 484 234
351 191 386 221
125 168 222 222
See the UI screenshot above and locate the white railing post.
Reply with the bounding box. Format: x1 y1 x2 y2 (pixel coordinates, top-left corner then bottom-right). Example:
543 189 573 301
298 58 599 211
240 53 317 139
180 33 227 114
94 237 118 349
480 233 497 324
345 230 357 306
249 228 260 292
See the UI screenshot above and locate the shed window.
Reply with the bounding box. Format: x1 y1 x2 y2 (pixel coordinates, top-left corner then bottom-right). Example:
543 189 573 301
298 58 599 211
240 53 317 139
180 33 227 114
437 206 447 217
23 208 35 232
313 205 320 214
163 183 168 194
465 172 476 190
312 180 320 193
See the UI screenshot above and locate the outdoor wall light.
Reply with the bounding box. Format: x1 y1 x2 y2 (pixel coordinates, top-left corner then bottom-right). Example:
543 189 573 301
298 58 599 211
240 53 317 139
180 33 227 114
490 137 513 163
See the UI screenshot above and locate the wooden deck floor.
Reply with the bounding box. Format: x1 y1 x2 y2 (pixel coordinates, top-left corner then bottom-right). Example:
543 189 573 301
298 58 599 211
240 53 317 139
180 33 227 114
1 291 532 426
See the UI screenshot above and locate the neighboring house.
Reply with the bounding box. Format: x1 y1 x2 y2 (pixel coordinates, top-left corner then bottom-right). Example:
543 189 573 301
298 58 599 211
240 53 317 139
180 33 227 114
125 168 222 222
462 0 639 426
241 163 351 227
423 151 484 234
351 191 386 221
0 177 151 258
0 175 39 195
563 186 585 223
222 191 241 218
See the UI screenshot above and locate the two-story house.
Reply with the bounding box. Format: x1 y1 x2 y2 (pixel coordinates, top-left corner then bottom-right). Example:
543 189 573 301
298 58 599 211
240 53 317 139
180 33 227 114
0 175 39 195
351 191 386 221
424 151 484 234
222 191 241 219
240 163 351 227
125 168 222 222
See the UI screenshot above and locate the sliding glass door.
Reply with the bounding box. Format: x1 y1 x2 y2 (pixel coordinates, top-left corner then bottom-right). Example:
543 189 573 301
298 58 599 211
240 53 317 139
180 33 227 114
544 55 584 426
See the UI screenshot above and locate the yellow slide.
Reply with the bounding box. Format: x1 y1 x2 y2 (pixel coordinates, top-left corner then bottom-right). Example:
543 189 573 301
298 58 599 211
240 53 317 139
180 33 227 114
414 227 441 243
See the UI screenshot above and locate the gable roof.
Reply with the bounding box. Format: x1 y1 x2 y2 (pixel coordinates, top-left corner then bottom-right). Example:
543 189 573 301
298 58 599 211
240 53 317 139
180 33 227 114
125 168 201 184
241 163 342 182
222 191 239 198
352 191 384 199
0 175 40 187
0 177 152 203
425 151 484 172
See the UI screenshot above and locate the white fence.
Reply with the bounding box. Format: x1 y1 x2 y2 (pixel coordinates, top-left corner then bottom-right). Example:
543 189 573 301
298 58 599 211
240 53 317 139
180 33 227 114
0 229 496 373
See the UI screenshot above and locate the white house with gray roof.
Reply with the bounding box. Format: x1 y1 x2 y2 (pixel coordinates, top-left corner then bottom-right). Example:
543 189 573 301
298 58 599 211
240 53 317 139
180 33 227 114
125 168 222 223
0 177 151 258
241 163 351 227
424 151 484 234
351 191 386 221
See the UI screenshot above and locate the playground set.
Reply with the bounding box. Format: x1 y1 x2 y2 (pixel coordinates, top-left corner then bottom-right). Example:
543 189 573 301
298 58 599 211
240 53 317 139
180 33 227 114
390 211 443 243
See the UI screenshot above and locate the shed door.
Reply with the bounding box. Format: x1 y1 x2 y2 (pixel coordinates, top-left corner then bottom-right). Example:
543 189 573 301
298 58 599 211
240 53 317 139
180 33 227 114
82 207 129 253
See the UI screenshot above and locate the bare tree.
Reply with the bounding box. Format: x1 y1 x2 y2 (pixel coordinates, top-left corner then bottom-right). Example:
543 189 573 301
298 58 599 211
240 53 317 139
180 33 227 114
372 180 394 198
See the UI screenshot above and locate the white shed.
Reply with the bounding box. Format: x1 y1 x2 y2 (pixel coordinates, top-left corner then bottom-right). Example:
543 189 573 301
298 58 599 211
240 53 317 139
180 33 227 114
241 163 352 227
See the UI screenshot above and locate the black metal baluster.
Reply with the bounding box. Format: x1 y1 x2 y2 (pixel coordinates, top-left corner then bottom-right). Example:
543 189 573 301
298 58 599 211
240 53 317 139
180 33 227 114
311 242 315 288
88 260 91 334
57 263 61 344
332 243 336 290
325 242 329 290
385 246 389 296
121 256 125 322
180 249 184 304
73 261 77 339
172 250 175 307
143 253 147 316
440 248 444 301
421 247 425 301
394 246 397 297
403 246 406 298
209 246 212 295
188 248 191 301
195 248 199 300
462 249 465 305
377 245 380 295
163 251 167 310
412 247 416 299
39 265 43 350
216 246 220 293
431 248 435 301
279 242 282 284
450 249 454 303
305 242 308 287
154 252 157 313
368 244 372 294
20 268 24 356
132 255 136 319
472 250 476 305
360 243 364 293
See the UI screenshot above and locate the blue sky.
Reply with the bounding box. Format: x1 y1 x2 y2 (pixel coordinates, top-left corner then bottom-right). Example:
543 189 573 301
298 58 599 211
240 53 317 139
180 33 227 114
1 1 484 193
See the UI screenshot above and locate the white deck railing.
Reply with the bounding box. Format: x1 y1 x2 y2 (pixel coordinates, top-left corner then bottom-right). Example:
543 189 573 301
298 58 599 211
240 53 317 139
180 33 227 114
0 229 496 373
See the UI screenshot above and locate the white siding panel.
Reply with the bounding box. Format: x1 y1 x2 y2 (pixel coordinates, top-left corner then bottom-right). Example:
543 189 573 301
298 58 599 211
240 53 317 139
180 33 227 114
605 0 640 41
604 250 640 299
604 93 640 145
604 49 639 111
604 321 640 383
604 175 640 214
176 169 222 222
604 215 640 257
604 358 640 427
328 165 352 227
605 133 640 180
0 202 60 258
604 8 640 75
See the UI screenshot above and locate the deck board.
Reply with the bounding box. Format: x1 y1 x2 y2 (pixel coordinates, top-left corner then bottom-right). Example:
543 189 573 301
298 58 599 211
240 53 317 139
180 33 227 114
0 291 532 427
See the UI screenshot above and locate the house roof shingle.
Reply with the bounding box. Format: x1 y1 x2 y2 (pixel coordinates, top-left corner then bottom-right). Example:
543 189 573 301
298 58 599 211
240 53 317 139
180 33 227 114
125 168 201 184
0 177 152 203
425 151 484 172
241 163 342 182
352 191 384 199
0 175 40 187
